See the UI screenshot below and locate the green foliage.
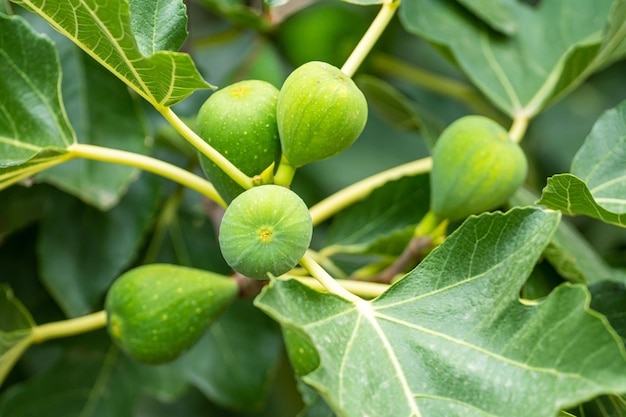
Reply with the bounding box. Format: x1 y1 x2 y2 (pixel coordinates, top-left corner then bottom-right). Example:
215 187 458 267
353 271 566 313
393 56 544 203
1 0 626 416
275 2 371 68
0 14 73 190
539 99 626 226
399 0 626 118
256 208 626 417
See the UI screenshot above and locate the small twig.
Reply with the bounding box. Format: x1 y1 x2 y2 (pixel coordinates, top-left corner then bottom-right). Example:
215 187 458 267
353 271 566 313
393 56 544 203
233 272 268 298
358 236 434 284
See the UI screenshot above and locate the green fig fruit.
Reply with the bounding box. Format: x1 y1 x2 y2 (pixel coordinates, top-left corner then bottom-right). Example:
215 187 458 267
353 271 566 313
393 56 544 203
105 264 238 364
197 80 281 203
276 61 368 167
430 115 528 221
218 185 312 279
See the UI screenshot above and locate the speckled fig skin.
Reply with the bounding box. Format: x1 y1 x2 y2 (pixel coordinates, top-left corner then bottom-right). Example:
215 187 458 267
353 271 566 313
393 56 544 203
218 185 313 280
105 264 238 364
277 61 368 167
197 80 281 203
430 115 528 221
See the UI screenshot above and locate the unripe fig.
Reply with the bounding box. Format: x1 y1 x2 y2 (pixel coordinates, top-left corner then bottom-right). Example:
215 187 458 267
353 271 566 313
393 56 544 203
197 80 281 203
219 185 312 279
430 115 528 221
105 264 238 364
276 61 368 167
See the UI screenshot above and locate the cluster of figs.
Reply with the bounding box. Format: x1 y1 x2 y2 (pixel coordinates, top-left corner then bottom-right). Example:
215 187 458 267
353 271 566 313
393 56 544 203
104 60 528 365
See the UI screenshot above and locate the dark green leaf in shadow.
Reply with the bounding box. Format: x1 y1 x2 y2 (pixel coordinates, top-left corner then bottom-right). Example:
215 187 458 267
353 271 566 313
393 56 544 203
258 207 626 417
296 380 336 417
32 30 150 210
545 218 626 284
571 394 626 417
194 0 272 32
323 174 430 257
144 187 230 273
602 0 626 65
0 14 74 190
572 281 626 417
455 0 517 35
356 75 422 132
0 286 34 386
0 331 189 417
179 299 283 412
0 186 47 242
399 0 623 117
226 39 287 89
589 281 626 345
355 74 445 151
37 175 161 317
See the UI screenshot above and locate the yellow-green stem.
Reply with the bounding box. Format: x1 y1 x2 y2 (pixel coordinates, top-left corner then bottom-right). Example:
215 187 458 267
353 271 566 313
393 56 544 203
509 114 530 143
341 0 400 78
299 251 363 303
1 153 75 191
274 155 297 187
158 107 254 191
309 157 432 226
30 311 107 344
68 143 226 207
414 209 446 238
295 277 389 299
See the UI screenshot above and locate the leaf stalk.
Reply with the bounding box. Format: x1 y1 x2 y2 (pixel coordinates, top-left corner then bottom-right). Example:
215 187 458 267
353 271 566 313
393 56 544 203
309 157 432 225
509 114 530 143
299 251 364 303
68 143 226 207
341 0 400 78
158 107 254 192
30 311 107 344
295 277 389 299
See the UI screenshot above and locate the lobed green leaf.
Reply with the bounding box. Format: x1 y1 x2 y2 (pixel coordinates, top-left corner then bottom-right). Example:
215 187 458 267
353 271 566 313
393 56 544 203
512 187 625 285
12 0 213 107
539 100 626 227
570 99 626 214
33 28 150 210
0 14 74 189
37 175 162 317
399 0 626 117
257 207 626 417
0 286 35 387
455 0 517 35
539 174 626 228
323 174 430 257
0 334 189 417
179 299 283 412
